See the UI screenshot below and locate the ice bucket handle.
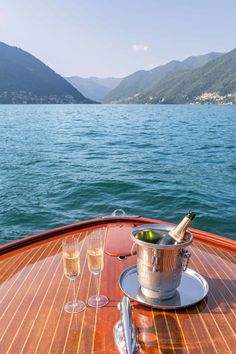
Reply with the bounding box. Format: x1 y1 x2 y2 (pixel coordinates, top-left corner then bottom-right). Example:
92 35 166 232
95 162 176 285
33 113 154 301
182 249 191 271
130 243 137 256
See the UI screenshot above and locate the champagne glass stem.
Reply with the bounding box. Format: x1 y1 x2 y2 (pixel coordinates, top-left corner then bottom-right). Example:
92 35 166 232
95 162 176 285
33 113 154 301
73 279 76 304
94 274 100 301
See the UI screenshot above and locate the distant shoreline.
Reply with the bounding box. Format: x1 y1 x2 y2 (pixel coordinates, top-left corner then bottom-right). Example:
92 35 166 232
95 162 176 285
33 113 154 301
0 102 235 105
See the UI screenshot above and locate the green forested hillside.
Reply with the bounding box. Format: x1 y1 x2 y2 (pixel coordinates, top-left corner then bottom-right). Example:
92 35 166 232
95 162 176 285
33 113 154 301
103 52 223 103
136 48 236 104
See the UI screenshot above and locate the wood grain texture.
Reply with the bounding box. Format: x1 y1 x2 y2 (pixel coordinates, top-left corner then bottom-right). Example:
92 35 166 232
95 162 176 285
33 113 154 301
0 218 235 353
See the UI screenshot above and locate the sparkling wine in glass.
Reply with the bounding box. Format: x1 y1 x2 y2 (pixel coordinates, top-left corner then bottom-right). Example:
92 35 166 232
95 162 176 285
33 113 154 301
62 238 86 313
87 229 109 307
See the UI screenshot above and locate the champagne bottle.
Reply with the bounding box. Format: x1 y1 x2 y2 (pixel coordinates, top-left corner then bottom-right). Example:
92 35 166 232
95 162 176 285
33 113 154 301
158 212 196 245
135 229 163 244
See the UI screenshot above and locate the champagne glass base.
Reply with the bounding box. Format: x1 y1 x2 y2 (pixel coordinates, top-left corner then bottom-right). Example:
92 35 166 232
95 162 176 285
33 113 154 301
64 300 86 313
88 295 109 308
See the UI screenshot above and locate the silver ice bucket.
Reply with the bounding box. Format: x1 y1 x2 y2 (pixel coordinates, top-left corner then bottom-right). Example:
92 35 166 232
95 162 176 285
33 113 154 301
131 224 192 300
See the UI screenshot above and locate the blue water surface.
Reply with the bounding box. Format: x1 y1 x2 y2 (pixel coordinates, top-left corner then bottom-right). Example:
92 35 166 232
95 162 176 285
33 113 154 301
0 104 235 244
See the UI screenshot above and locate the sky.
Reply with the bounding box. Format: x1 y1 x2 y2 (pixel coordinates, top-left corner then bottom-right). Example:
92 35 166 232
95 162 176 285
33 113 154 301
0 0 236 78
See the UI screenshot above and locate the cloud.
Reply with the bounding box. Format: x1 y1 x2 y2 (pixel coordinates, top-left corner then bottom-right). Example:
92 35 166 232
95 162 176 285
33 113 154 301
132 44 149 52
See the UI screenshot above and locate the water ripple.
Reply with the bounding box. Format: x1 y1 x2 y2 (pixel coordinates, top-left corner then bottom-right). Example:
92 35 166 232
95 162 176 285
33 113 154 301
0 104 235 244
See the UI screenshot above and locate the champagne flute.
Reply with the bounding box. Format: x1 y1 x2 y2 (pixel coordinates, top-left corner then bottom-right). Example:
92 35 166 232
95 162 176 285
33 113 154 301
87 229 109 307
62 238 86 313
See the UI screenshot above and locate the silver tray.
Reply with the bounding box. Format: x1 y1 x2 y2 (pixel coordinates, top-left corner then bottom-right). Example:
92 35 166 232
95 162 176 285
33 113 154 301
119 265 208 310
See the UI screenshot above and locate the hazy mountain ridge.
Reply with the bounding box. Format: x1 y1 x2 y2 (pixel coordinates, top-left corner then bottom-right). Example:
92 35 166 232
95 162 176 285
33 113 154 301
88 77 122 89
103 52 224 103
181 52 223 68
0 42 94 104
65 76 122 101
1 41 234 105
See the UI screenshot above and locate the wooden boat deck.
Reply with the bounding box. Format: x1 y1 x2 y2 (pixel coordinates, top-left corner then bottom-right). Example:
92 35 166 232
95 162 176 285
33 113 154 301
0 216 235 353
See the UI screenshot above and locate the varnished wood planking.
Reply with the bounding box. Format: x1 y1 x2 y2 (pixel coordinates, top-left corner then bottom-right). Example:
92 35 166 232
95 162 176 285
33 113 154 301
0 220 235 353
192 246 236 346
0 241 61 354
8 250 63 353
0 241 57 318
189 244 236 351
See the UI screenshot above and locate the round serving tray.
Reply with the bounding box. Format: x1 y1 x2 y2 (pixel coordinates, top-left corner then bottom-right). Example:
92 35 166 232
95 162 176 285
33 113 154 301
119 265 208 310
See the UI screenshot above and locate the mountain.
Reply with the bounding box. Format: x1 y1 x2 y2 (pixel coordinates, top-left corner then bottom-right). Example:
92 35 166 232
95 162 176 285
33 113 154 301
88 77 122 89
65 76 122 101
130 48 236 104
0 42 94 104
181 52 223 69
103 52 223 103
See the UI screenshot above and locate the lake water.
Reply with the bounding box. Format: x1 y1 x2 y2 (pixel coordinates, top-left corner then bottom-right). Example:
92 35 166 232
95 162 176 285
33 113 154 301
0 104 235 244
